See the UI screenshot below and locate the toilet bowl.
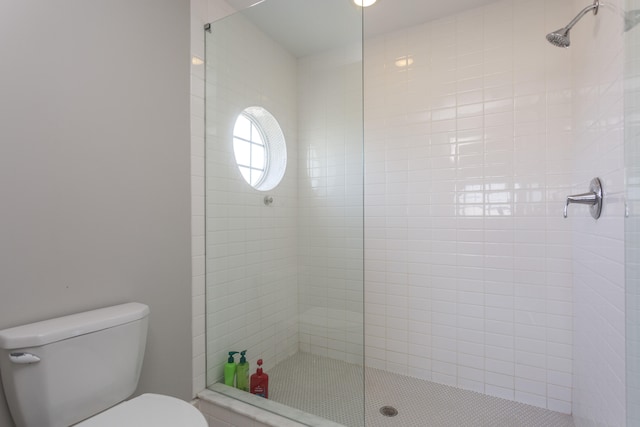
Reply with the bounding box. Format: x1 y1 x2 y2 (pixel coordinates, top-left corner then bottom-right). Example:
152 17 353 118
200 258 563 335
0 303 206 427
75 393 207 427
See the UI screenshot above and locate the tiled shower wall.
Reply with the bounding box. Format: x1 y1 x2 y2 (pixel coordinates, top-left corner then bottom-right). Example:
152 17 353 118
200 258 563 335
363 0 575 413
203 12 299 384
297 48 365 366
626 2 640 425
194 0 630 422
571 0 627 425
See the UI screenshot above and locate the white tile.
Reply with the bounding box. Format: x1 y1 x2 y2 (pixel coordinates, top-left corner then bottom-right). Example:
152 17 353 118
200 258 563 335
193 0 626 420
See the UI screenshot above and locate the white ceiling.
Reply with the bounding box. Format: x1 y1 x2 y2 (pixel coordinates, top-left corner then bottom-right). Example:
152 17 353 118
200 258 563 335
364 0 498 38
226 0 498 57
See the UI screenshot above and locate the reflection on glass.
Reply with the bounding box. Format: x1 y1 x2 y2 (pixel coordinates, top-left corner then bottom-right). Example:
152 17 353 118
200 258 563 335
456 182 514 217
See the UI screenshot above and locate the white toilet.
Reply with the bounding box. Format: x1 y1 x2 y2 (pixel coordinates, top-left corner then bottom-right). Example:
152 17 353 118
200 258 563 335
0 303 207 427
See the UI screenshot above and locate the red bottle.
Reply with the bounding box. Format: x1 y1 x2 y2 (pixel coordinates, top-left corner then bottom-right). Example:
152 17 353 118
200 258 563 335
250 359 269 398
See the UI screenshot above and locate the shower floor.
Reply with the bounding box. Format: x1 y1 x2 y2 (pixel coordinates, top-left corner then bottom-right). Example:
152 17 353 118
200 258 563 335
268 353 574 427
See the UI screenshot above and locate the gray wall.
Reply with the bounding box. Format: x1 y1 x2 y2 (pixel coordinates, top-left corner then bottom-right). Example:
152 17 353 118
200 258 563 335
0 1 192 425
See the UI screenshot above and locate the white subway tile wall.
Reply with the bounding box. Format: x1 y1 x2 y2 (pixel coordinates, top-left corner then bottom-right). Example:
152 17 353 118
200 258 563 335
626 1 640 425
203 11 299 386
297 47 365 365
571 0 627 425
193 0 630 423
363 0 576 413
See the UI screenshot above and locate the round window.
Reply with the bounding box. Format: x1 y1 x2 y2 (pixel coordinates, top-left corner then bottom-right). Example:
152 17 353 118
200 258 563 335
232 106 287 191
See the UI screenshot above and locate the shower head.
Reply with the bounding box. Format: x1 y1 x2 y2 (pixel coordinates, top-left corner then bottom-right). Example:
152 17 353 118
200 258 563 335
546 28 571 48
546 0 600 48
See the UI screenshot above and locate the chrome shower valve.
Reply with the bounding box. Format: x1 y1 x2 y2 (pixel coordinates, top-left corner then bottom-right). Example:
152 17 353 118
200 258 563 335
563 177 603 219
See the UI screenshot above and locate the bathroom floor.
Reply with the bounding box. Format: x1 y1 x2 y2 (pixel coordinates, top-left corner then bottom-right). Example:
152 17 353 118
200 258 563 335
268 353 574 427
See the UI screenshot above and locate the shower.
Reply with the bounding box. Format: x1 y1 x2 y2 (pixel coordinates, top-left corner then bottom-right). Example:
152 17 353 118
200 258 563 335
546 0 600 47
199 0 637 426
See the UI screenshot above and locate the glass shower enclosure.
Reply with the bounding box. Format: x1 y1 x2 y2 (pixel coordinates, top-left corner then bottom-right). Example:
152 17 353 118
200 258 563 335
204 0 364 425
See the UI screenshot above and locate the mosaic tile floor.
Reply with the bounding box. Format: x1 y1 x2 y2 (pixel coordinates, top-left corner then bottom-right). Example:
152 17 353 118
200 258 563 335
268 353 575 427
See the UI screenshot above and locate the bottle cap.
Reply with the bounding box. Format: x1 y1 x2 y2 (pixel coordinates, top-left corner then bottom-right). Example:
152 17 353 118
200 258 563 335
227 351 238 363
240 350 247 363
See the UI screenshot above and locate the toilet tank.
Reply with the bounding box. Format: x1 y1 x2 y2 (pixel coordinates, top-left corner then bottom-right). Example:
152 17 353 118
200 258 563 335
0 303 150 427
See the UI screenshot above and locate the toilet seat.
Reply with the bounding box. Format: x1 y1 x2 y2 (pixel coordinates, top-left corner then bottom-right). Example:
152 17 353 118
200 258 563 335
75 393 207 427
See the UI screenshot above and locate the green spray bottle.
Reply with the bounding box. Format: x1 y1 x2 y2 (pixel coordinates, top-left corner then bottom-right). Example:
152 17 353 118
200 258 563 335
224 351 239 387
236 350 250 391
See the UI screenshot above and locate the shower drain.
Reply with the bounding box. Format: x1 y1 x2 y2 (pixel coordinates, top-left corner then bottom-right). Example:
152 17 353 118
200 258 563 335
379 406 398 417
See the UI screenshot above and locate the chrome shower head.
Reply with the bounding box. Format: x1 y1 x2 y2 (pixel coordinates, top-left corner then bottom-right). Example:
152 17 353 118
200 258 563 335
546 0 599 48
546 28 571 48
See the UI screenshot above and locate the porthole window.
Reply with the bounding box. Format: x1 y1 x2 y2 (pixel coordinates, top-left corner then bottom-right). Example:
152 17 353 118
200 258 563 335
232 106 286 191
233 113 267 187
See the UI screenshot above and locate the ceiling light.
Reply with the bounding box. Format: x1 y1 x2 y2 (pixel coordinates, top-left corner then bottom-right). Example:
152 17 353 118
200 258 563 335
354 0 377 7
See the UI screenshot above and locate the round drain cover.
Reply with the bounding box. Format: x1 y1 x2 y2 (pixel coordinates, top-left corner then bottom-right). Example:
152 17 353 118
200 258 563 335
379 406 398 417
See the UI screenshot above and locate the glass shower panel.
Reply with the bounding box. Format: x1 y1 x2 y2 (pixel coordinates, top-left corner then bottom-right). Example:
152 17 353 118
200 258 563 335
204 1 364 425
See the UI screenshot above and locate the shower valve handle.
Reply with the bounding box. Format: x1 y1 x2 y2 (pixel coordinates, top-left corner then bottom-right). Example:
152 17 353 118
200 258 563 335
563 177 603 219
564 192 597 216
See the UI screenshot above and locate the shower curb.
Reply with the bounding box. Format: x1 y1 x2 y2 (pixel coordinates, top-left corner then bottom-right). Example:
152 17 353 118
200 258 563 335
198 386 345 427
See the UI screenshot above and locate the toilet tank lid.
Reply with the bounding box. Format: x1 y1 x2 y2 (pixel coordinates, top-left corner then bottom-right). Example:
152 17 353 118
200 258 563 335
0 303 150 350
